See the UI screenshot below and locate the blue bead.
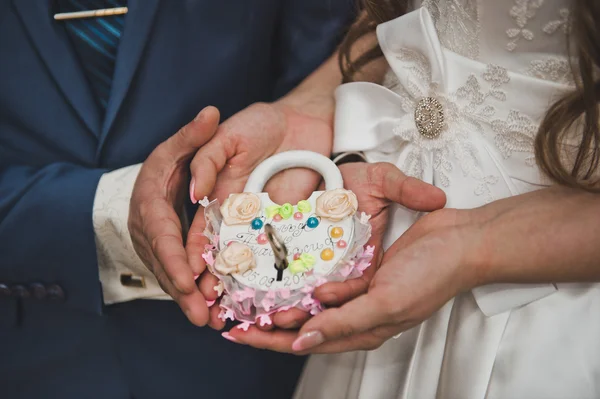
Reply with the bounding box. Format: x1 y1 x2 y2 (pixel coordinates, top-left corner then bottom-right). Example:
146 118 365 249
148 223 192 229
251 218 263 230
306 217 319 229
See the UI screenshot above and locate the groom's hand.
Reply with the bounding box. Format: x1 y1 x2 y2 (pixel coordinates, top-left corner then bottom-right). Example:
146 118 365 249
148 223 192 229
128 106 220 326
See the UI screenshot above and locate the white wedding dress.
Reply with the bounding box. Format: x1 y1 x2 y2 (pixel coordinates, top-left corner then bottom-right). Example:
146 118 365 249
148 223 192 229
294 1 600 398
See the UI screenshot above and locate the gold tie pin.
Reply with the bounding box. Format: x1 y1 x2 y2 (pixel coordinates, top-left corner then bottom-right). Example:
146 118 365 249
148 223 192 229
54 7 128 21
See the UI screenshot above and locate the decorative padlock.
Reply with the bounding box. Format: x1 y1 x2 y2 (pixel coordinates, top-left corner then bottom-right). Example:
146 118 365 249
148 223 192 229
201 151 373 328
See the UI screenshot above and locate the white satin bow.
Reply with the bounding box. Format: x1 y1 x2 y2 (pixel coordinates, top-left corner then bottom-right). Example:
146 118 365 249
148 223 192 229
332 8 566 316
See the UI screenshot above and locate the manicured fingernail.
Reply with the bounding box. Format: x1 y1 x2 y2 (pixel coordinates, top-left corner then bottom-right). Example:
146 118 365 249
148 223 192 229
189 178 198 204
206 300 215 307
222 332 240 343
292 331 325 352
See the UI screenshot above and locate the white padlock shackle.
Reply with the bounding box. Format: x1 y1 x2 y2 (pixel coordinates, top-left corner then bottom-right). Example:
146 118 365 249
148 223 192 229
244 151 344 193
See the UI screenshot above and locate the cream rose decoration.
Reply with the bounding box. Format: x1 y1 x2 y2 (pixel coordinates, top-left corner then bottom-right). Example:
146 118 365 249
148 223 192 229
214 242 256 275
315 188 358 222
220 193 261 225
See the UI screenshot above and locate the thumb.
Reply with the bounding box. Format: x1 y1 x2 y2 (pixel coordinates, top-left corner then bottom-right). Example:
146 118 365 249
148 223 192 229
378 162 446 212
163 106 220 161
189 132 237 204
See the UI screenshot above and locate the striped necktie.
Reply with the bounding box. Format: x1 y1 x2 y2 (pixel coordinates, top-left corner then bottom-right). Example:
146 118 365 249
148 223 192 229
59 0 127 113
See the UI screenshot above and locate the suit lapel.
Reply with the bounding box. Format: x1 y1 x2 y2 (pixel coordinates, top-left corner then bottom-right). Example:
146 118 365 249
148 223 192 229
98 0 160 152
12 0 101 138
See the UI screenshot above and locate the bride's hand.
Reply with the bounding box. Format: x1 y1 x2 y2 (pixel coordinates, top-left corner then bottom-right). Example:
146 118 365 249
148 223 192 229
287 208 483 353
311 162 447 311
270 162 447 330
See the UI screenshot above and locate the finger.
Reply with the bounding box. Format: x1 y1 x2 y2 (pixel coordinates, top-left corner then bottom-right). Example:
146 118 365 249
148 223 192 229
153 265 209 327
186 207 210 276
207 302 226 330
142 199 197 294
264 168 321 205
228 326 298 353
198 270 221 301
272 308 312 330
290 293 391 352
189 133 235 203
163 106 220 165
304 323 405 354
228 322 404 354
371 163 446 211
256 320 275 332
177 290 210 327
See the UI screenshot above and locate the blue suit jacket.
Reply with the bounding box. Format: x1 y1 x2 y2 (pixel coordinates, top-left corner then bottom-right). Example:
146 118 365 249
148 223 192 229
0 1 354 398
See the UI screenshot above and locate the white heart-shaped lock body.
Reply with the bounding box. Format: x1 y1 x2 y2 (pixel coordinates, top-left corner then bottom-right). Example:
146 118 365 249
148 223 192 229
218 190 356 291
216 151 359 291
203 151 373 323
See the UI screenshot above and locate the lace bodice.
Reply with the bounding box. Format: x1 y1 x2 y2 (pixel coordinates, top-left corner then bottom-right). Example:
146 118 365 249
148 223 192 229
414 0 573 84
335 5 576 213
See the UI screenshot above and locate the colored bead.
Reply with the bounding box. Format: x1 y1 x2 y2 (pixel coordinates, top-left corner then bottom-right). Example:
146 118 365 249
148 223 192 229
280 203 294 219
299 253 316 268
320 248 334 261
273 214 282 222
297 200 312 213
293 253 301 260
294 212 303 220
251 218 263 230
330 227 344 239
289 260 306 275
306 217 319 229
337 240 348 249
257 233 268 245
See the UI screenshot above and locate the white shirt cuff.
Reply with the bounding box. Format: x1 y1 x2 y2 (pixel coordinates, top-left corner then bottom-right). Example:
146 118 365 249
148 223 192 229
93 164 171 305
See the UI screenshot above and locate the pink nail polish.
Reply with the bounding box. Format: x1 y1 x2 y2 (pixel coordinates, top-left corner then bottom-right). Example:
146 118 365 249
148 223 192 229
206 300 215 307
222 332 240 343
189 178 198 204
292 331 325 352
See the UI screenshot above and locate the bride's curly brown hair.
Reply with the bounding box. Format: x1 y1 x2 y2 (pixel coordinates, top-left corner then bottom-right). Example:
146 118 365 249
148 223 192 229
339 0 600 191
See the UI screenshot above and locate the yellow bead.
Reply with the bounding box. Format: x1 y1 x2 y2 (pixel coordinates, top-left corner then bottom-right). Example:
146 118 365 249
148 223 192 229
320 248 334 261
330 227 344 239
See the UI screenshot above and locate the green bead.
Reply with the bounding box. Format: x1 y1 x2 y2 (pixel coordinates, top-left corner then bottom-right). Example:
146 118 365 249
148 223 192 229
296 200 312 213
288 260 306 275
299 253 316 269
280 203 294 219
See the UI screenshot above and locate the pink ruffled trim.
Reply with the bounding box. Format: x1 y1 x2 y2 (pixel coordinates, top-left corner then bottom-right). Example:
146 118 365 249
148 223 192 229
202 199 374 324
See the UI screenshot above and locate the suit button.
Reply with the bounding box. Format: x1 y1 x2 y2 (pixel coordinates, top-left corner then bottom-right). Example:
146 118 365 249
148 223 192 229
47 284 65 301
0 284 10 297
30 283 47 300
11 284 31 299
